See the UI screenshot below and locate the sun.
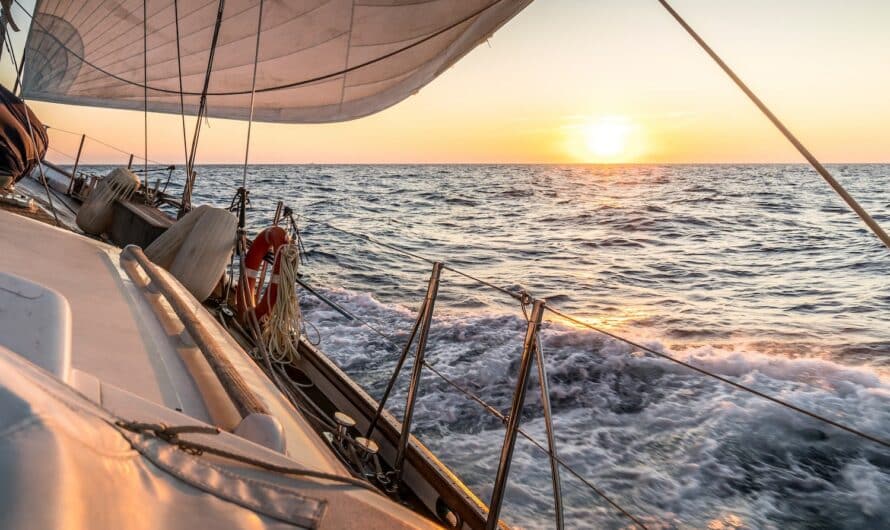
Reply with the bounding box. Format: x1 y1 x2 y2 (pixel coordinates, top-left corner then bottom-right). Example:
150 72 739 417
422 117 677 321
582 116 634 161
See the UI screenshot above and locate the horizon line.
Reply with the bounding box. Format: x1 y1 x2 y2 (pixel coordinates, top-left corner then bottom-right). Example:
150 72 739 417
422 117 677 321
53 160 890 167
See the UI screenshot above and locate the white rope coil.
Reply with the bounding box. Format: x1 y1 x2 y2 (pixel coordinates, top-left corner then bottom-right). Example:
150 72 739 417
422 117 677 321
261 244 303 364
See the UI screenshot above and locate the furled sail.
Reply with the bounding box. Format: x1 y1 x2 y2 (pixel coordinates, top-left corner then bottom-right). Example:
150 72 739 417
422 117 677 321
20 0 532 123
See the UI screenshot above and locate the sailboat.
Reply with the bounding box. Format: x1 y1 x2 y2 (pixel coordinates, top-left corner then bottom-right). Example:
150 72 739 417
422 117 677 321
0 1 887 529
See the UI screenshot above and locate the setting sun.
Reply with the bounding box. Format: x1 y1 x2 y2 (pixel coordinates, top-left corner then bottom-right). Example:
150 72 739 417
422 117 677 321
565 116 643 163
584 117 633 159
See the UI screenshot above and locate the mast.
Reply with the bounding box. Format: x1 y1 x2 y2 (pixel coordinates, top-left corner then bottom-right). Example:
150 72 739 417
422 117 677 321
178 0 226 218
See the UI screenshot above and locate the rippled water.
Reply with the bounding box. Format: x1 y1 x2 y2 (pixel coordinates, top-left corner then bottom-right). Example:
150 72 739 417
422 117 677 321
98 163 890 529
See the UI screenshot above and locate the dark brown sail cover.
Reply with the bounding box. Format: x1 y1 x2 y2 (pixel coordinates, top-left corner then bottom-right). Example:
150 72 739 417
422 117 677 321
0 83 47 182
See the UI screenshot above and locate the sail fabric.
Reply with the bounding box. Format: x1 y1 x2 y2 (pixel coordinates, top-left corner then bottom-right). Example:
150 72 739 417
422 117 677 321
20 0 532 123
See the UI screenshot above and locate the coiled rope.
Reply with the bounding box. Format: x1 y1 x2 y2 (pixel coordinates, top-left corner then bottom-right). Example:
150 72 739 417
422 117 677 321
260 244 303 365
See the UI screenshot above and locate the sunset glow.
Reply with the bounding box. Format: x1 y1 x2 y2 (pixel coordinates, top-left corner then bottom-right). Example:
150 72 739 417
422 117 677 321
3 1 889 164
583 117 636 162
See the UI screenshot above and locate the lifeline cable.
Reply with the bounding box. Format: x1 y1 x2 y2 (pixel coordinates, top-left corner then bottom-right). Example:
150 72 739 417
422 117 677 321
45 126 172 166
293 279 649 528
304 216 890 449
544 305 890 449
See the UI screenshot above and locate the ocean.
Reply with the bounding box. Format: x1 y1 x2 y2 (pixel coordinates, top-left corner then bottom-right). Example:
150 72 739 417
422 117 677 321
95 163 890 529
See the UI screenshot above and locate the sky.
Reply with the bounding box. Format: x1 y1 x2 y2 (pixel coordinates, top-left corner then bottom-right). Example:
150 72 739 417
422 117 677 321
2 0 889 165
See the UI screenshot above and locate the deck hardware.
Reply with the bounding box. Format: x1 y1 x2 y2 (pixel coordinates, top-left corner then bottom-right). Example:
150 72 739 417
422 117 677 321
354 437 383 478
486 299 551 529
127 153 134 169
535 334 564 529
387 262 443 483
436 498 461 528
333 411 356 445
272 200 284 225
66 133 85 195
366 261 443 443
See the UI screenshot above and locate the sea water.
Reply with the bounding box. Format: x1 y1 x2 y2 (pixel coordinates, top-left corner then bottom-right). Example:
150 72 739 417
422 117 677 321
95 164 890 529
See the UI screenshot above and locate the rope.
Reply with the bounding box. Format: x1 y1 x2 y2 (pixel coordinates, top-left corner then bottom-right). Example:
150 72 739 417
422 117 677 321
12 0 504 97
656 0 890 249
260 244 303 364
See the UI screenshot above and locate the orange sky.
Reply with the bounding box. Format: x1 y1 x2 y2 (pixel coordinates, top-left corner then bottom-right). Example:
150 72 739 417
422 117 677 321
3 0 890 165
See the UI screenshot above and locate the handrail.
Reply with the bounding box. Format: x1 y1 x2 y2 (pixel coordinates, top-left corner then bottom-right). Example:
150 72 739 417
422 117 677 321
122 245 269 418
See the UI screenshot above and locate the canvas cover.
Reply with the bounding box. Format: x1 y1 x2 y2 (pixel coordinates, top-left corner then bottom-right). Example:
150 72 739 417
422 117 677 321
0 343 438 529
0 83 47 182
20 0 532 123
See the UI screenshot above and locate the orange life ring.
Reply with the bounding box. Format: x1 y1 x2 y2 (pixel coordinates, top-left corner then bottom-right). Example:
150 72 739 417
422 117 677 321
238 226 290 321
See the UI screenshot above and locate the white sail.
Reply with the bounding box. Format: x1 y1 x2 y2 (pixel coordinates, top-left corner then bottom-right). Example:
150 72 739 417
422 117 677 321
20 0 532 123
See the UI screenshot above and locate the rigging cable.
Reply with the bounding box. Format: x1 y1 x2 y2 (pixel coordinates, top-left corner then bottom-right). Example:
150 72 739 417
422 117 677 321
656 0 890 249
172 0 190 180
179 0 226 218
303 217 890 450
241 0 264 189
143 0 148 182
11 0 888 246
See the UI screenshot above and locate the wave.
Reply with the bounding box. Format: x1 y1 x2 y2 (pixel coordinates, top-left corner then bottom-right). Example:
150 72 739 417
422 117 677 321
300 285 890 529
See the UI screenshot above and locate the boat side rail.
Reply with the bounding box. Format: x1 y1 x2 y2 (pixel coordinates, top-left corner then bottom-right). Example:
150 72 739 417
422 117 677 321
42 126 180 205
289 215 890 530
